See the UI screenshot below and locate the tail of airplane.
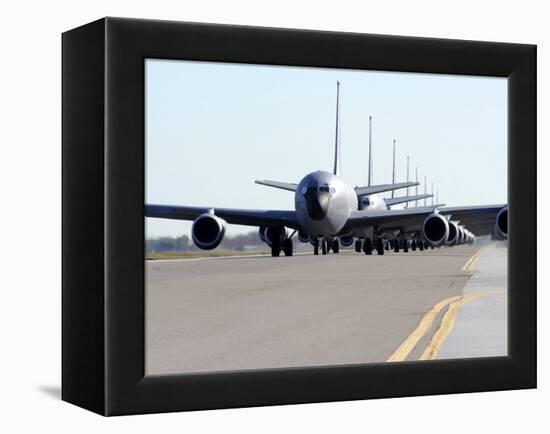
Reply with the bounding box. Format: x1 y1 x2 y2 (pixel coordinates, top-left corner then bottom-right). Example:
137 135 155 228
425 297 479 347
333 81 341 177
391 139 396 199
368 116 373 186
255 81 419 196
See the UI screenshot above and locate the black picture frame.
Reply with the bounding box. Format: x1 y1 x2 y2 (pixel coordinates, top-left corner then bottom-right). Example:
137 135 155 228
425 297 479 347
62 17 536 416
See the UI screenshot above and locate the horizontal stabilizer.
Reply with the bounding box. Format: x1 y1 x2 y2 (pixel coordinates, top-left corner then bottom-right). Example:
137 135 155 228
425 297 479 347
355 181 418 197
255 180 297 192
385 193 432 207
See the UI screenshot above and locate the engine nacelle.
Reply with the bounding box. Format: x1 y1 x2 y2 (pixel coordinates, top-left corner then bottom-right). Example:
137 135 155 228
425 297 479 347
446 221 459 245
495 206 508 240
191 213 226 250
422 212 449 246
298 230 310 243
339 235 355 247
457 226 465 244
259 225 267 243
263 226 289 246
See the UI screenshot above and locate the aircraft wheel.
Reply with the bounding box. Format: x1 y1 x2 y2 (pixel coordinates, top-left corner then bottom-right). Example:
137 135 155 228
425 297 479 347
313 239 319 255
283 239 293 256
419 241 424 251
363 238 372 255
394 240 399 253
271 240 280 257
376 238 384 255
411 240 417 251
355 240 362 253
322 240 328 255
332 239 340 253
403 239 409 253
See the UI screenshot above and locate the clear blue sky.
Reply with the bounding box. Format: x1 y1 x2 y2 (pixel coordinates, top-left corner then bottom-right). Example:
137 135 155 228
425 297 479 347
145 59 507 237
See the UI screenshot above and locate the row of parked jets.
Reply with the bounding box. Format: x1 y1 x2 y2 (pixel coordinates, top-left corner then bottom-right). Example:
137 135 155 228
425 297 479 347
146 82 508 257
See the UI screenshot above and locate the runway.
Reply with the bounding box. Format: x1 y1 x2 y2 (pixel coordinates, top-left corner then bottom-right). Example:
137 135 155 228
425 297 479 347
145 244 506 375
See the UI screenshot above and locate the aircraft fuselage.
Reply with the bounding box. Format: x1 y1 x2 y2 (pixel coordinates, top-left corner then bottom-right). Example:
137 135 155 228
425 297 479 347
294 170 357 237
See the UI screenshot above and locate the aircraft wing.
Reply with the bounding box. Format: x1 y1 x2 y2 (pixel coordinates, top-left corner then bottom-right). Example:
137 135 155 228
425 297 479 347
355 181 418 197
344 206 437 232
145 204 300 229
384 193 432 207
254 180 298 192
344 204 505 236
437 205 506 236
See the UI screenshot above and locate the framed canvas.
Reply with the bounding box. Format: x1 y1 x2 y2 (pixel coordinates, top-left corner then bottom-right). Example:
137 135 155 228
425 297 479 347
62 17 536 416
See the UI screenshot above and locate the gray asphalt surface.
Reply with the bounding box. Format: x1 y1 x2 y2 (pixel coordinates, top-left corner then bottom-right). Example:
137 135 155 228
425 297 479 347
146 244 483 375
438 244 508 359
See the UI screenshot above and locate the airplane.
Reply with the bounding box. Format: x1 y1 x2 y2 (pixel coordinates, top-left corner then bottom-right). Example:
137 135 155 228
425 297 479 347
145 81 508 257
343 125 434 254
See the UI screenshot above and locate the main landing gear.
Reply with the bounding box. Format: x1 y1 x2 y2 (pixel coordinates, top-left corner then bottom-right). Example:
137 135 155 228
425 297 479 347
359 238 384 255
376 238 384 255
332 239 340 253
271 237 294 257
312 238 340 255
363 238 372 255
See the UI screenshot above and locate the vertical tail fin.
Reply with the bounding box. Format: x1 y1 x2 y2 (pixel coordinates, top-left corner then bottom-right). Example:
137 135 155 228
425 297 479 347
333 81 341 176
424 176 427 206
415 167 419 207
368 116 373 186
406 155 410 208
391 139 396 198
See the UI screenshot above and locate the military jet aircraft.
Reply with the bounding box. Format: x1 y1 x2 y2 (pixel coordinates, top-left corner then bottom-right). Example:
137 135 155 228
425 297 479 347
145 82 507 257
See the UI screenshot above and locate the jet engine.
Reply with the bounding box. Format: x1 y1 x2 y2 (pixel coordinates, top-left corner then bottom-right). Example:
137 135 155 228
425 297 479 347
446 220 459 245
259 225 267 243
263 226 289 246
191 213 227 250
339 235 355 247
422 212 449 246
457 226 465 244
298 231 310 243
495 206 508 240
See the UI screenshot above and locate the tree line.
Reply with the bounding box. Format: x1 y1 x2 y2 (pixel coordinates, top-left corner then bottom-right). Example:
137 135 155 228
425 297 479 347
146 230 267 252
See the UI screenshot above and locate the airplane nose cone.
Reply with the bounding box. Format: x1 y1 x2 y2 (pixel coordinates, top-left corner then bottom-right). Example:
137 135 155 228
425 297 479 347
305 192 330 220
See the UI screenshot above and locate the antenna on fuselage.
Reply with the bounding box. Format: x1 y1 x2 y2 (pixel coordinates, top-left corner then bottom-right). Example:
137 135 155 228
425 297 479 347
406 155 410 208
391 139 396 199
415 167 418 207
424 176 427 206
333 81 341 177
368 116 373 186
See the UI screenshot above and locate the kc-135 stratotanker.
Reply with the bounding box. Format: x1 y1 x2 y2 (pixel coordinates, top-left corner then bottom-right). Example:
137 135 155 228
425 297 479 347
146 82 507 257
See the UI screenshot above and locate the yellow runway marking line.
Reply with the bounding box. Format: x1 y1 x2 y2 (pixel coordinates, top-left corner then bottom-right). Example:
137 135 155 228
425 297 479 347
419 290 503 360
386 295 462 362
462 249 482 273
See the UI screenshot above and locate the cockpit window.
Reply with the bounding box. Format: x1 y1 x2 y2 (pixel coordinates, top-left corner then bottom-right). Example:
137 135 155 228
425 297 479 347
319 185 336 194
301 184 336 195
